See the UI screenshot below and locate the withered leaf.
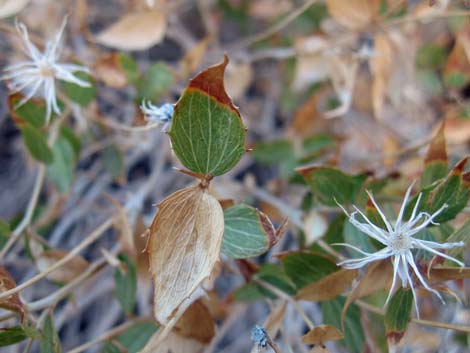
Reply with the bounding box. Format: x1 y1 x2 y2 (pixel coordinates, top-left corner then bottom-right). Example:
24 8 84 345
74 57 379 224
302 324 343 345
0 265 24 321
147 185 224 325
326 0 380 30
370 33 393 120
173 299 215 344
35 249 89 284
96 11 166 51
296 269 358 302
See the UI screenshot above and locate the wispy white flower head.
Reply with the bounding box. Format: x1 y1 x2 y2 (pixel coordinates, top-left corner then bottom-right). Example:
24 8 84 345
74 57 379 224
336 182 465 315
1 18 90 124
140 100 173 131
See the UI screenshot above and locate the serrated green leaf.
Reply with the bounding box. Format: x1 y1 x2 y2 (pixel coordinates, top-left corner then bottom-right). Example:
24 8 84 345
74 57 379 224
321 297 365 353
19 125 54 164
384 288 413 342
222 204 272 259
47 135 76 192
61 71 96 106
298 166 366 206
169 57 246 176
137 62 173 101
281 252 337 289
114 254 137 315
0 327 28 347
40 315 61 353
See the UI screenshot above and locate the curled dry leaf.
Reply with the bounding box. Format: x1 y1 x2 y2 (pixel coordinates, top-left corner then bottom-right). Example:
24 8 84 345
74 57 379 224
0 0 30 18
296 269 358 302
326 0 380 30
302 324 344 345
147 185 224 325
94 54 129 88
96 11 166 51
370 33 394 120
0 265 24 321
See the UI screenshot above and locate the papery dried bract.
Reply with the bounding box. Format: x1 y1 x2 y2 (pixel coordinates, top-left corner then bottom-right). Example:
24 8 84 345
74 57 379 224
0 265 24 321
147 186 224 325
96 11 166 51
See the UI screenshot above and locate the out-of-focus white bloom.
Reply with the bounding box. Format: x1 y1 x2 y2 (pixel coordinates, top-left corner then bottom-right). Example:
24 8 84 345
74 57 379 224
140 100 173 131
1 19 90 124
336 183 465 315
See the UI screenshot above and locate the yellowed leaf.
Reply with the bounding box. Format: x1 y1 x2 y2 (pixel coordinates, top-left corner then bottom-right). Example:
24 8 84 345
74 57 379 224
0 265 24 321
147 185 224 325
326 0 380 30
296 269 358 302
96 11 166 51
36 249 89 284
179 38 210 78
0 0 30 18
370 33 394 120
302 324 343 345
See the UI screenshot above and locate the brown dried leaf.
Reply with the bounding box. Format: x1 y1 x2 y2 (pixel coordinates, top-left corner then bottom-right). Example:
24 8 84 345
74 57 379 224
147 185 224 325
225 61 253 100
94 54 128 88
96 11 166 51
179 37 210 78
36 249 89 284
145 331 204 353
425 122 447 164
302 324 343 345
326 0 380 30
428 267 470 282
296 269 358 302
0 265 24 321
370 33 394 120
342 259 392 324
0 0 30 18
173 300 215 344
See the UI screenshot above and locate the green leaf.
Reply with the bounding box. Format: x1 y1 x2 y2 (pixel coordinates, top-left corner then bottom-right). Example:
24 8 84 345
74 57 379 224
0 219 10 237
102 343 122 353
416 43 446 69
60 127 81 159
343 219 377 258
61 71 96 107
257 263 297 296
168 56 246 176
252 139 297 178
422 161 448 187
10 95 47 128
19 125 54 164
40 315 61 353
301 134 336 157
102 145 124 179
137 62 173 101
444 71 469 89
298 166 366 206
222 204 275 259
112 322 157 353
446 220 470 258
117 53 139 83
321 297 365 353
114 254 137 315
47 135 76 192
232 282 274 302
0 327 28 347
281 252 337 289
384 288 413 342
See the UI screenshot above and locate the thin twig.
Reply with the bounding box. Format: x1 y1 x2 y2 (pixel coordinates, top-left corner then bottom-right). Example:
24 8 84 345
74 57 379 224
0 218 114 301
230 0 318 49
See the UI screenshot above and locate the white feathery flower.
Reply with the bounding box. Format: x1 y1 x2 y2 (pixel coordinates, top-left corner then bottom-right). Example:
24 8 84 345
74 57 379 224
140 100 173 131
336 183 465 315
1 19 90 124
